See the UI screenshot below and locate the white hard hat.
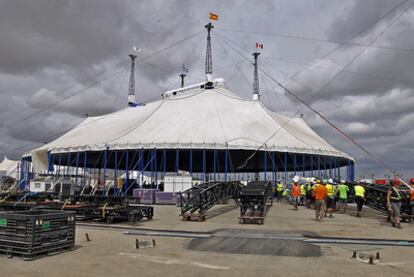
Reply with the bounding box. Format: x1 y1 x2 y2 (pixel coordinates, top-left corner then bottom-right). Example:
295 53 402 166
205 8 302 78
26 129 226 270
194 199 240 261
292 175 300 183
340 179 346 184
328 178 334 184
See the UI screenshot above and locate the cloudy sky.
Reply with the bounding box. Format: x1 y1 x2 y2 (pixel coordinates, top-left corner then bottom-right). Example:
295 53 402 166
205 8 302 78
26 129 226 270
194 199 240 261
0 0 413 179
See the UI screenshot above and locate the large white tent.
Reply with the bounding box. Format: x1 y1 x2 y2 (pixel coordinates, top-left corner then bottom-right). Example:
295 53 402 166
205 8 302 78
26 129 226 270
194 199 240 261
0 156 19 179
31 79 352 162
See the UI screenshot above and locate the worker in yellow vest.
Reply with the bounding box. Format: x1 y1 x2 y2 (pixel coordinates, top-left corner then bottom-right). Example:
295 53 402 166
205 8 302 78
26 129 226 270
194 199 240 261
354 182 366 217
325 179 336 218
300 183 307 205
276 182 284 202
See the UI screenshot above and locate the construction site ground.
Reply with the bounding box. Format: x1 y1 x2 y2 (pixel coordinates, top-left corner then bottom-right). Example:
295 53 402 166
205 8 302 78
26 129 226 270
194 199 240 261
1 201 413 277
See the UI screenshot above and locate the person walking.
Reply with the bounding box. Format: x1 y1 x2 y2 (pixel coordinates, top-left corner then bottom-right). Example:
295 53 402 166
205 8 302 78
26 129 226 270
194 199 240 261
387 179 403 228
276 182 284 202
337 180 349 213
325 179 336 218
300 182 307 206
313 180 327 222
410 178 414 222
291 176 301 211
353 182 365 217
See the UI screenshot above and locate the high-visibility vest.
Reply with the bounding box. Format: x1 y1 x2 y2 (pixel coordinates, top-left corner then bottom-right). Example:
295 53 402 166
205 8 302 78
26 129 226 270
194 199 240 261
300 185 306 195
277 183 284 192
326 184 334 197
389 187 402 201
354 185 365 198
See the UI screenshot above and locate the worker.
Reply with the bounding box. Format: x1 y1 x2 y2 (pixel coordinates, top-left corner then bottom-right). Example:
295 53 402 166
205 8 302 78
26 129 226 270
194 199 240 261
410 178 414 221
387 178 403 228
306 178 316 208
291 176 301 211
300 182 307 206
337 180 349 213
325 178 336 218
276 182 284 202
313 179 327 222
354 182 366 218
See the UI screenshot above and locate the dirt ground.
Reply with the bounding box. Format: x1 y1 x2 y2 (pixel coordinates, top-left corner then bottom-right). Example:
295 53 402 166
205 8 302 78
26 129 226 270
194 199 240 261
1 201 413 277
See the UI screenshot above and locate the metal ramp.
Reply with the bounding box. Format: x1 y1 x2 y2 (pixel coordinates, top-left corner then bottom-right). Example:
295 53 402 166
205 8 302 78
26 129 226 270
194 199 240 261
178 181 242 221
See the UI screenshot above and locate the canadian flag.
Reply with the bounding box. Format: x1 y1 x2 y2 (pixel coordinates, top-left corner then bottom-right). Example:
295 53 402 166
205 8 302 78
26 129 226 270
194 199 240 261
256 42 263 49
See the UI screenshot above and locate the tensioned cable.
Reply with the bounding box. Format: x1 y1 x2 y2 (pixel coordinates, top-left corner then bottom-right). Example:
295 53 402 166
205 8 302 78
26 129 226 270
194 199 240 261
1 31 204 136
215 11 409 176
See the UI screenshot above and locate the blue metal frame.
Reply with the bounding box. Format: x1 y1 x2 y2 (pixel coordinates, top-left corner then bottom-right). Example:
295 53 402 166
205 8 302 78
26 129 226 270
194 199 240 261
75 152 80 186
213 149 217 180
264 150 267 180
163 149 167 177
113 150 118 195
19 159 25 191
310 155 313 177
225 149 228 181
284 152 287 183
124 150 129 196
302 153 305 177
103 148 108 194
317 155 321 179
203 149 206 182
57 153 62 177
189 149 193 177
66 152 71 177
272 151 275 185
293 153 297 176
175 149 179 175
83 151 87 186
323 156 326 179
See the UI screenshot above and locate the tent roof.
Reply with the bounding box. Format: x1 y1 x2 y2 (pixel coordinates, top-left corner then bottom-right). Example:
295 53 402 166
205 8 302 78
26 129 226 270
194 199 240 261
0 156 19 176
31 79 353 160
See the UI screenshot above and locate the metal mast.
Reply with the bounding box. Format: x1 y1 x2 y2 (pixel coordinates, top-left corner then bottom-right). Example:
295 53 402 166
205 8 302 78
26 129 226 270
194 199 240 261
128 54 137 106
252 52 260 100
179 72 186 88
205 22 214 88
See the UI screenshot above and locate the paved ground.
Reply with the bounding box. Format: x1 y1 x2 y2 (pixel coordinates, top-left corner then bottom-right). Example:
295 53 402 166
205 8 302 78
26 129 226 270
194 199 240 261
1 201 413 277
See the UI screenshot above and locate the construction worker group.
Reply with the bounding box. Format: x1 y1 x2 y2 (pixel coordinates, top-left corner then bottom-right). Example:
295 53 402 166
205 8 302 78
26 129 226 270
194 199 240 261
273 176 414 228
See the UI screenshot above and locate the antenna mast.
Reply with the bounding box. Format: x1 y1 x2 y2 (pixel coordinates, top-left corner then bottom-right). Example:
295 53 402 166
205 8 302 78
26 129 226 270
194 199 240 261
204 22 214 88
252 52 260 100
128 54 137 106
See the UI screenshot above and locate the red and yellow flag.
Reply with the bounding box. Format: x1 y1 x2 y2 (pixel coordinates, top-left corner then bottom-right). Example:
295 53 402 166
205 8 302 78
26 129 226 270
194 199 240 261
209 12 219 21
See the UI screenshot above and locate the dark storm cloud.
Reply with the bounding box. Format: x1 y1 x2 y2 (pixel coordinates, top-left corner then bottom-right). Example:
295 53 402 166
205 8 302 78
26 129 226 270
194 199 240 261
0 0 413 178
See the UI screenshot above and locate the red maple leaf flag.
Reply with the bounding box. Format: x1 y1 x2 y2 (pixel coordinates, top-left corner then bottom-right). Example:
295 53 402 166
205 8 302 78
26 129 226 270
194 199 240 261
256 42 263 49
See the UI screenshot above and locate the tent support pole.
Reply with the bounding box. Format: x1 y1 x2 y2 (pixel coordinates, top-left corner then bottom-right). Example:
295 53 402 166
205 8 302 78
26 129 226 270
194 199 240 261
58 153 62 177
103 148 108 195
19 159 25 191
125 150 129 196
293 153 296 176
154 148 158 188
225 149 228 182
203 148 206 182
83 151 87 187
114 151 118 196
284 152 287 184
163 149 167 178
175 149 179 175
75 152 80 186
317 155 321 179
264 150 267 181
302 154 305 177
310 155 313 177
187 149 191 177
329 157 332 178
272 152 275 186
66 152 71 177
213 149 217 181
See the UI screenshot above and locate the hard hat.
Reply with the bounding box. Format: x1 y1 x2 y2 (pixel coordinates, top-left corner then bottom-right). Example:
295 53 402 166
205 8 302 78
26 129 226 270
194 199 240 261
316 179 321 184
328 178 333 184
292 175 300 183
340 180 346 184
393 178 400 186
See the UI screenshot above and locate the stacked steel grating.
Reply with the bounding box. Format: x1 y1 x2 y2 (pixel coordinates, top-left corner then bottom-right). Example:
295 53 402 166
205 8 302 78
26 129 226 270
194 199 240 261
0 210 76 260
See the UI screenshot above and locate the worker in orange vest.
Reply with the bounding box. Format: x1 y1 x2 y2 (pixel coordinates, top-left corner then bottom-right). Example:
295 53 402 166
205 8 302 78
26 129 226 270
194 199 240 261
291 176 301 211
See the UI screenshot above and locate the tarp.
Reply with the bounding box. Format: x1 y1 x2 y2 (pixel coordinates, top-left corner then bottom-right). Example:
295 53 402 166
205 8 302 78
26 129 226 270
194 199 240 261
30 79 353 169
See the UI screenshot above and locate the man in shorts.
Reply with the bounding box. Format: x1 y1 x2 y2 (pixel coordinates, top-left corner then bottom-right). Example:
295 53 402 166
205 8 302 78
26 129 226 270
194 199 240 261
337 180 349 213
325 179 336 218
313 180 327 222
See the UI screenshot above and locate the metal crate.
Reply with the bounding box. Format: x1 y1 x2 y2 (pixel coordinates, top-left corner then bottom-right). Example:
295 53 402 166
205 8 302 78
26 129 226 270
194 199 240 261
0 210 76 260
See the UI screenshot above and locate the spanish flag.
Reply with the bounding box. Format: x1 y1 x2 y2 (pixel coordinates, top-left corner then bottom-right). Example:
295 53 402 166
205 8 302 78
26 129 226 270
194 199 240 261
209 12 219 21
